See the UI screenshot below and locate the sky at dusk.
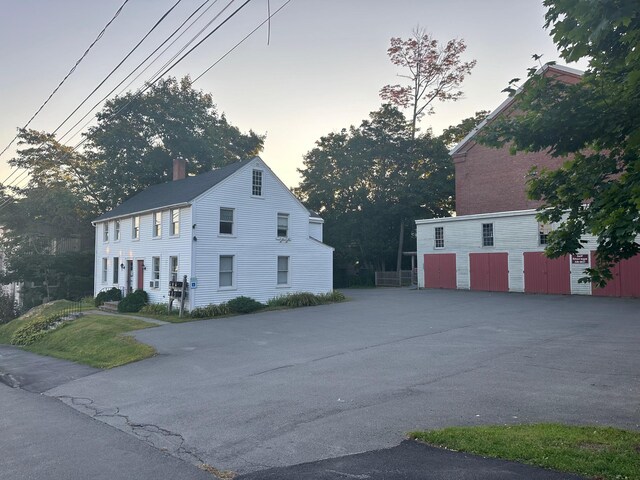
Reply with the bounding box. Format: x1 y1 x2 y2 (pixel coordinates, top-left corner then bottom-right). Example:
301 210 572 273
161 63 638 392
0 0 588 188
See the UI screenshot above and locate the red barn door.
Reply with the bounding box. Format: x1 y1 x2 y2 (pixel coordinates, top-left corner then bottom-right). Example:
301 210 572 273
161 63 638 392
469 253 509 292
424 254 457 289
524 252 570 295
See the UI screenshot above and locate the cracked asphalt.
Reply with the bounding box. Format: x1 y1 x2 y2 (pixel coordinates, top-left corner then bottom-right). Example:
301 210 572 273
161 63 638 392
44 289 640 475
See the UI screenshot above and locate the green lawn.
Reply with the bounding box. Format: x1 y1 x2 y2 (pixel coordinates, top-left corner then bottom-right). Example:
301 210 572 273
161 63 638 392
409 424 640 480
0 299 93 344
25 314 156 369
0 300 157 368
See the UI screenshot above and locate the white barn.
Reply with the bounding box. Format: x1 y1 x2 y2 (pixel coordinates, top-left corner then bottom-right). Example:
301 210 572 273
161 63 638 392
93 157 333 309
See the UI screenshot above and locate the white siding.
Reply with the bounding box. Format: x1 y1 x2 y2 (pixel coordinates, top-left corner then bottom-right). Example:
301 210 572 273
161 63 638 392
94 207 192 304
190 158 333 307
416 210 606 295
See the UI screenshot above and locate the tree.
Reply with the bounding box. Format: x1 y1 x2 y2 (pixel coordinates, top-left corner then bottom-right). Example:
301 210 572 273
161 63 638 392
440 110 490 149
9 76 264 212
296 105 453 277
380 27 477 139
481 0 639 286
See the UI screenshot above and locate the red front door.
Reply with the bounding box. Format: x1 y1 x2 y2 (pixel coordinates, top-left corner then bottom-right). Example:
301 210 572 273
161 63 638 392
137 260 145 291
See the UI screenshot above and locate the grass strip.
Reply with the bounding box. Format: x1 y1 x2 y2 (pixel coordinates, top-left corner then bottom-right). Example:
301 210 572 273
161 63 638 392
25 314 156 368
409 424 640 480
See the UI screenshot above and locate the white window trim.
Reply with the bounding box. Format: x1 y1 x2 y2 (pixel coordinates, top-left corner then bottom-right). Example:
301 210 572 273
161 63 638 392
277 213 289 239
101 258 108 284
132 216 140 241
153 211 162 239
113 257 119 284
114 220 121 242
218 255 236 290
169 255 179 282
481 223 494 248
434 226 444 249
103 223 109 243
170 209 180 237
219 207 235 237
277 255 290 287
251 169 264 198
151 256 160 289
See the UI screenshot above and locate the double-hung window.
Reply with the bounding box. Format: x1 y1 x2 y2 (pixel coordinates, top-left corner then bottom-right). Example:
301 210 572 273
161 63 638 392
103 223 109 242
102 258 108 283
113 257 119 284
170 209 180 236
482 223 494 247
434 226 444 248
169 256 179 282
220 208 234 235
151 257 160 288
114 220 120 241
277 256 289 285
277 213 289 238
219 255 234 288
132 216 140 240
252 169 263 196
153 212 162 238
538 223 552 245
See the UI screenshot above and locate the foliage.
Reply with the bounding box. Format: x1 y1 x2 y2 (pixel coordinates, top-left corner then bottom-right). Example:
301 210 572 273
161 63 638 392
25 314 156 368
94 287 122 307
189 303 231 319
0 186 94 308
381 27 476 138
267 291 347 308
226 296 264 314
410 424 640 480
10 312 66 346
139 303 171 315
117 289 148 313
481 0 640 285
296 105 453 272
0 291 20 324
0 299 86 344
439 110 490 149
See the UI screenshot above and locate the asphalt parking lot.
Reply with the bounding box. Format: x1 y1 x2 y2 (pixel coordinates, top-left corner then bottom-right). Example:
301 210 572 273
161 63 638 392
47 288 640 474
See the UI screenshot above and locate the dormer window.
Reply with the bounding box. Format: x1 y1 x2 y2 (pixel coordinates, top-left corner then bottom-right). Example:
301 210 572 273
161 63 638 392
252 169 263 196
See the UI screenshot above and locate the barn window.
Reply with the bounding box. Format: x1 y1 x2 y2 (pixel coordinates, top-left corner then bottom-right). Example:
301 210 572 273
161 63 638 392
482 223 494 247
434 226 444 248
277 213 289 238
538 223 552 245
220 208 234 235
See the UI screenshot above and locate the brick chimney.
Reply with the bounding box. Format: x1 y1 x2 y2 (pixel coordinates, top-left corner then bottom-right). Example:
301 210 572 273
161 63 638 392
173 157 186 181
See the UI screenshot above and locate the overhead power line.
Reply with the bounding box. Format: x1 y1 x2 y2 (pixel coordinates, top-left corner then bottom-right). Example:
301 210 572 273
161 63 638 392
0 0 131 178
0 0 292 213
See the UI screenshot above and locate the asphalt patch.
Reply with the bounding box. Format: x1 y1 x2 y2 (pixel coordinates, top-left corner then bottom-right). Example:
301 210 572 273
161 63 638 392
238 440 585 480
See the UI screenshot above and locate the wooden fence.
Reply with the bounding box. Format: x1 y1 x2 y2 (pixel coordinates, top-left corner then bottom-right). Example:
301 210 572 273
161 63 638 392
374 270 416 287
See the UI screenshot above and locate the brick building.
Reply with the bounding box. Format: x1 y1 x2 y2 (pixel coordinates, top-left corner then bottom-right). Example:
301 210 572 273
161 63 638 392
415 65 640 297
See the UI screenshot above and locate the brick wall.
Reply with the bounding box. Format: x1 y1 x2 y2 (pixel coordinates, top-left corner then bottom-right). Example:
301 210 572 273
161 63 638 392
453 144 565 216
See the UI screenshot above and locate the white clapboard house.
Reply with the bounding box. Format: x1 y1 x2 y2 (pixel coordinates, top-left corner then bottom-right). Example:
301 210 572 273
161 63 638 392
93 157 333 309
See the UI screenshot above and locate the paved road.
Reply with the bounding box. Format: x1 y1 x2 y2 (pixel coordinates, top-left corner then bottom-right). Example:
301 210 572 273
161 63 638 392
46 289 640 475
0 383 214 480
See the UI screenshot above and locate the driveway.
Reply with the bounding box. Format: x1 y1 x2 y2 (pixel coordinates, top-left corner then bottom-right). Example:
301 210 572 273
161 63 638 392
47 289 640 474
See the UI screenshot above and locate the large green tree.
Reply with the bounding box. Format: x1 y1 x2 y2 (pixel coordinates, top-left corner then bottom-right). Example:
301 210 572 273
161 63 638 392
296 104 452 275
481 0 639 285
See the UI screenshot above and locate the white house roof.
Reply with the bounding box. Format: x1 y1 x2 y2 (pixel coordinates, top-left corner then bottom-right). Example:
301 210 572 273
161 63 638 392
449 64 584 156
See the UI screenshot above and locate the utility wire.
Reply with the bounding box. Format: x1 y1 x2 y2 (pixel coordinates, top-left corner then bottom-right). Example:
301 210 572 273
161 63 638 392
0 0 261 211
0 0 131 175
57 0 219 145
0 0 183 192
194 0 291 83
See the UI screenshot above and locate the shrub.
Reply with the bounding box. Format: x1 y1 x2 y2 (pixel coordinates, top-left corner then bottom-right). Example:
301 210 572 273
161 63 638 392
267 291 346 308
94 287 122 307
139 303 170 315
190 303 231 319
317 290 346 304
117 289 148 313
226 296 264 314
11 313 66 346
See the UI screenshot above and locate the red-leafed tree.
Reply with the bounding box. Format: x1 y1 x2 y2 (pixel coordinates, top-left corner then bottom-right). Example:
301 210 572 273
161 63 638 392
380 27 477 138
